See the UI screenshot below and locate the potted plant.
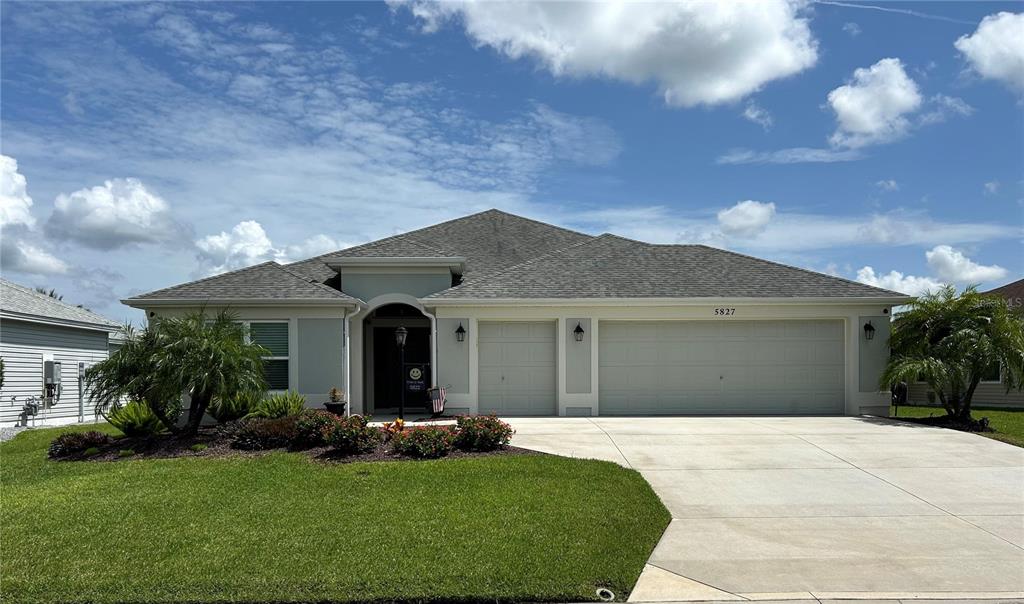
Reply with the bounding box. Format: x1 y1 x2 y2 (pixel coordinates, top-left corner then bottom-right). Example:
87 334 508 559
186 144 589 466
325 387 347 416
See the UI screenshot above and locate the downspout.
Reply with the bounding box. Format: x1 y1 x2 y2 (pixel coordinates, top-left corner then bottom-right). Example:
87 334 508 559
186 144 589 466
343 307 351 417
420 304 439 389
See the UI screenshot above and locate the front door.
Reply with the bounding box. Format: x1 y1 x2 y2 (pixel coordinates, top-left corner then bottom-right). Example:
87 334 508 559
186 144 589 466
372 326 431 412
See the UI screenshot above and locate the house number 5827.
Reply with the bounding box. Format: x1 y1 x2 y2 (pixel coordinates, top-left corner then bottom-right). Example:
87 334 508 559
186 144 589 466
714 308 736 316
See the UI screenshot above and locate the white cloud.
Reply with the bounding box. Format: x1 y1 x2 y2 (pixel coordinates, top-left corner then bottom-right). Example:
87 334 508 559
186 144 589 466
1 155 36 228
716 147 863 164
717 200 777 236
984 180 1000 194
875 179 899 191
955 12 1024 93
0 155 68 275
742 102 773 130
1 238 69 275
855 266 945 296
828 58 922 148
918 94 974 126
46 178 190 249
842 22 861 37
925 244 1007 283
195 220 349 275
398 0 818 107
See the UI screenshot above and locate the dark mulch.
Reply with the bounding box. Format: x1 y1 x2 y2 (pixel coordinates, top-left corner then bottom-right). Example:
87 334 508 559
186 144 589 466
897 413 993 433
50 425 537 464
312 443 543 464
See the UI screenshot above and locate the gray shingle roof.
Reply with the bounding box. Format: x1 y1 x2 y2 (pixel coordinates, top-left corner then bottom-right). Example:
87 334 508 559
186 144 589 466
1 279 121 330
296 209 594 283
124 262 357 304
427 234 907 299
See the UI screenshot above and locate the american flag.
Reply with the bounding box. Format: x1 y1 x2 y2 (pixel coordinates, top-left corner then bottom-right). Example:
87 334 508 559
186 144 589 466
429 386 446 414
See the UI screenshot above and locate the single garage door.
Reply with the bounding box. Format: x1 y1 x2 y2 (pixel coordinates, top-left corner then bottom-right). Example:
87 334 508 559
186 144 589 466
478 321 556 416
599 320 845 415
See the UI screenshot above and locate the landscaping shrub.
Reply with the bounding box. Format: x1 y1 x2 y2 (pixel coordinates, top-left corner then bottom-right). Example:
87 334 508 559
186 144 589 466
189 443 208 452
209 390 264 423
83 447 101 457
454 415 514 452
231 416 299 451
392 426 455 459
293 409 344 449
48 431 112 458
246 391 306 419
104 401 163 437
118 449 135 458
327 415 381 454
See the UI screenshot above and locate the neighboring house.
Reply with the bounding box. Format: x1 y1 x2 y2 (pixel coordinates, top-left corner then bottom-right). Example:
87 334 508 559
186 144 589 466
124 209 909 417
1 279 123 427
907 277 1024 409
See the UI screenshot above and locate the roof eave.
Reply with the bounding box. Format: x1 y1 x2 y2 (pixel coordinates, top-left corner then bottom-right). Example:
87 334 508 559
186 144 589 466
122 298 361 309
0 311 122 333
422 295 912 307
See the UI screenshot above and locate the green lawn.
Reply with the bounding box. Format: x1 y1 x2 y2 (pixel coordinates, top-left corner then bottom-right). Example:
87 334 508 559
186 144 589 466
1 425 670 604
891 405 1024 447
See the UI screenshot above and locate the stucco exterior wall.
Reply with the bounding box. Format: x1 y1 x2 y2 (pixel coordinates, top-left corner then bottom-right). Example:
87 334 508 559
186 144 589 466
858 315 891 394
564 318 592 394
436 318 469 395
297 318 345 404
340 267 451 300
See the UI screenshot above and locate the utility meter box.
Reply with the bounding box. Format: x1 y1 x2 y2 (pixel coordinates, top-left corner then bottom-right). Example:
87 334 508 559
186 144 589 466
44 360 62 385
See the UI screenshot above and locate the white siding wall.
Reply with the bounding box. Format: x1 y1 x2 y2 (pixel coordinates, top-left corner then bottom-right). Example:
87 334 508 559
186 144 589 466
908 382 1024 409
0 319 110 425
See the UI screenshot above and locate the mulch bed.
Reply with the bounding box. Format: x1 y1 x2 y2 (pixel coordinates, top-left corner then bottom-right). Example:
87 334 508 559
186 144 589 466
50 426 539 464
896 412 994 433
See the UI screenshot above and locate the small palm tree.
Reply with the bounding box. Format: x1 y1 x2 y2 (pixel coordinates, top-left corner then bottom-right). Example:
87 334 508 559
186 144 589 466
87 310 268 435
154 311 268 434
881 285 1024 419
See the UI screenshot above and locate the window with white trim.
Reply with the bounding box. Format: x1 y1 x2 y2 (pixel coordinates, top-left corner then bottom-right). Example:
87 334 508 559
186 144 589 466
244 321 289 390
980 363 1001 384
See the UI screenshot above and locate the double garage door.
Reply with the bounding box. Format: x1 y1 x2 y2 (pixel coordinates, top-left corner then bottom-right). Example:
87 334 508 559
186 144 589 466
476 320 845 416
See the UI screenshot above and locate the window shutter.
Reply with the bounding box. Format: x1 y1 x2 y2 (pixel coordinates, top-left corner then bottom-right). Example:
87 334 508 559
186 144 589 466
251 322 288 356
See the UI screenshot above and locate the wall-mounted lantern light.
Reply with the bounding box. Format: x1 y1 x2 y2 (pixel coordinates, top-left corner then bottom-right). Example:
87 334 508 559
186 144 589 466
573 322 585 342
863 321 876 341
395 325 408 349
455 322 466 342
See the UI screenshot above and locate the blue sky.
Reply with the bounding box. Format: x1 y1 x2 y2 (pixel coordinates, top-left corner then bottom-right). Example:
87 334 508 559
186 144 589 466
1 1 1021 321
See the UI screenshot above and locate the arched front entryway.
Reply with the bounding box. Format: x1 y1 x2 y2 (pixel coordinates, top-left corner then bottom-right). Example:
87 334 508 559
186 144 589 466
362 303 433 415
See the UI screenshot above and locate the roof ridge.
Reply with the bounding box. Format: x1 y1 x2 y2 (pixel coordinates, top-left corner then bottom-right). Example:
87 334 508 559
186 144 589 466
428 235 615 298
692 244 905 297
288 208 593 267
125 261 278 300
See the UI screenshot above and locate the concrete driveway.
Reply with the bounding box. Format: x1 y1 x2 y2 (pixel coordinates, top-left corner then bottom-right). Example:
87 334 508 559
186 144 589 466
507 416 1024 602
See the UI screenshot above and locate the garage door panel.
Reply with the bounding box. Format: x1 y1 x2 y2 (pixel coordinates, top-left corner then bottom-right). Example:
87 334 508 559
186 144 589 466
478 321 556 416
600 320 845 415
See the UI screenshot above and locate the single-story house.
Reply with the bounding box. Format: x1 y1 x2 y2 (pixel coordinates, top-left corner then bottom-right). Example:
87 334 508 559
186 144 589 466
907 277 1024 409
1 279 123 427
124 209 909 417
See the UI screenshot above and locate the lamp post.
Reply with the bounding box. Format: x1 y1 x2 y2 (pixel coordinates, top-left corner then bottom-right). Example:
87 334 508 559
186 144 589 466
395 326 408 419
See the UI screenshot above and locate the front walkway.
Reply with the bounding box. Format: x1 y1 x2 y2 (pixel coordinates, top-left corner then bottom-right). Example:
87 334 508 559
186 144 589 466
506 416 1024 602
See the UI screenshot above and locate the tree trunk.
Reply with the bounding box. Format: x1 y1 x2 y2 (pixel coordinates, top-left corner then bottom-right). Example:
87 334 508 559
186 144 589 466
958 377 982 420
147 401 182 435
184 391 211 435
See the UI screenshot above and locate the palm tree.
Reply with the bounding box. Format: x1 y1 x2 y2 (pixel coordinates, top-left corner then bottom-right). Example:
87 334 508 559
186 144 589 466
881 285 1024 419
86 310 268 435
35 287 63 301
